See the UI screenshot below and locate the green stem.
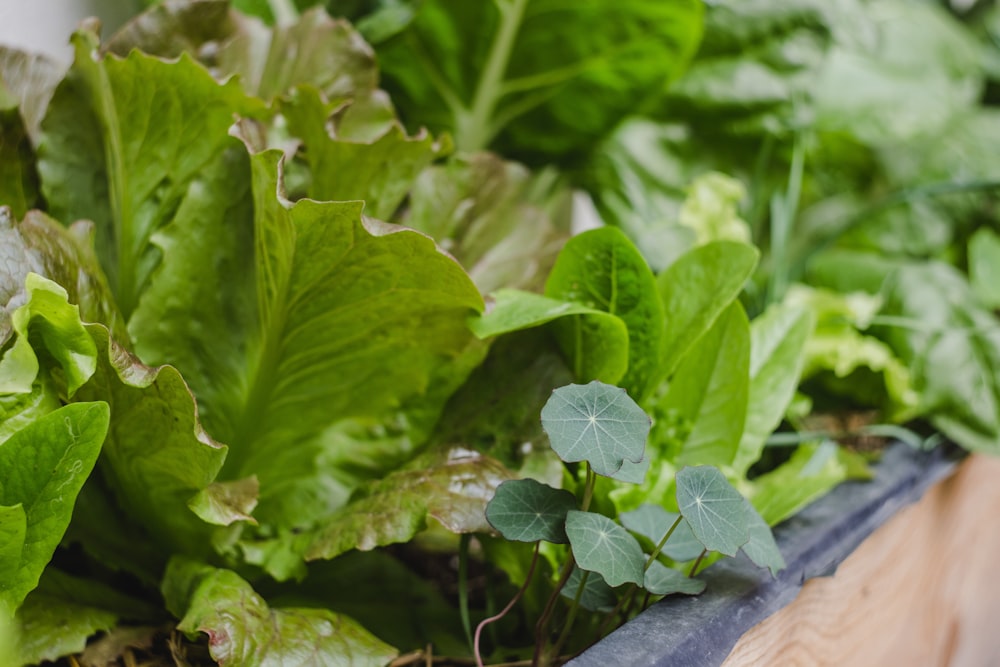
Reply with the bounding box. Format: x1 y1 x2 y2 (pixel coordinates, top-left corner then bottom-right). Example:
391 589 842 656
549 570 588 659
688 549 708 578
533 555 576 666
459 534 474 654
644 515 683 571
579 465 596 513
766 134 805 306
454 0 528 151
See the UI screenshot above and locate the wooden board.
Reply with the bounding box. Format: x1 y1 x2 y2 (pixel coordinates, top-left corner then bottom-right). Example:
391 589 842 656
722 453 1000 666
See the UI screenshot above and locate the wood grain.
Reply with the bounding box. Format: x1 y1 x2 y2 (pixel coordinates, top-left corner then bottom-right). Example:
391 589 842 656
722 454 1000 667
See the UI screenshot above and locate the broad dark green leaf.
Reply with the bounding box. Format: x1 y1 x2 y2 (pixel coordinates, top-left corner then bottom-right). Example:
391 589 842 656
659 301 750 467
485 478 576 544
675 465 748 557
546 227 665 399
643 560 705 596
732 304 814 475
739 499 784 577
303 447 513 563
376 0 704 160
565 510 644 587
163 559 398 667
658 241 759 379
0 403 108 611
540 381 649 478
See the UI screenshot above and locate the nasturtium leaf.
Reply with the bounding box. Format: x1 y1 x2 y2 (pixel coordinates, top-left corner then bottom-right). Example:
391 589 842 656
545 227 665 400
303 448 513 564
658 241 759 378
739 499 785 577
619 505 702 562
675 466 749 557
560 567 617 613
540 381 650 478
565 510 644 588
732 304 814 476
0 402 109 612
485 478 576 544
660 301 750 467
610 455 650 485
643 560 705 597
163 559 398 667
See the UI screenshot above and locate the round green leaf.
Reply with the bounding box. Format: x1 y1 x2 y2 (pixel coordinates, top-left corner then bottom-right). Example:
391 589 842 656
565 510 644 587
620 505 703 562
485 479 577 544
560 566 617 612
675 466 749 557
541 381 650 477
740 499 785 577
643 560 706 596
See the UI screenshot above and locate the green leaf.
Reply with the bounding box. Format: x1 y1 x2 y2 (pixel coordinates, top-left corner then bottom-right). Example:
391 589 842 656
565 510 644 587
470 289 625 341
677 172 751 246
485 478 577 544
281 85 441 220
659 241 759 378
660 301 750 467
1 273 97 396
0 46 64 144
0 85 40 218
675 465 749 557
188 477 260 527
619 505 701 562
540 381 650 478
75 325 231 560
969 228 1000 310
545 227 665 400
163 559 398 667
750 442 859 527
739 499 785 577
303 447 513 564
560 567 617 612
0 402 109 611
732 304 814 475
643 560 705 596
38 28 263 319
376 0 704 159
15 588 117 666
403 153 572 294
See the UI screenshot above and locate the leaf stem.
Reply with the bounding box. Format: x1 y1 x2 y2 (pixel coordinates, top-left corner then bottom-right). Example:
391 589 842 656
459 534 474 654
533 555 576 666
454 0 528 150
475 543 540 667
688 549 708 578
644 515 683 571
549 569 588 659
579 465 596 513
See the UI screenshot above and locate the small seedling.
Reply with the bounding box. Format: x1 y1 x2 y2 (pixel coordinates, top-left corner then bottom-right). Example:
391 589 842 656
479 381 785 666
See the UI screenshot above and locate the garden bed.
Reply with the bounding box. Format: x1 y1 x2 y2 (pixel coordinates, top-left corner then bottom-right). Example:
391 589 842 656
571 442 977 666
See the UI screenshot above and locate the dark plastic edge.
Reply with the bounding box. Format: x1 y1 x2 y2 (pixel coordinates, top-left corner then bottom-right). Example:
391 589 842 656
568 442 959 667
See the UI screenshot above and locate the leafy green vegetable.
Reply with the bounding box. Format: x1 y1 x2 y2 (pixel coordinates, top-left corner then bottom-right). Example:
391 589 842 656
643 560 705 596
969 227 1000 309
485 479 577 544
164 558 398 667
565 510 645 588
675 466 748 557
738 499 785 576
374 0 704 159
0 403 108 611
545 227 665 400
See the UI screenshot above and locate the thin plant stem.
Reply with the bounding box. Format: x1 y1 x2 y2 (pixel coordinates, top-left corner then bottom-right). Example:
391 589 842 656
579 465 596 512
533 555 577 666
644 515 683 570
688 549 708 578
459 534 474 654
594 583 637 640
474 543 541 667
549 570 589 659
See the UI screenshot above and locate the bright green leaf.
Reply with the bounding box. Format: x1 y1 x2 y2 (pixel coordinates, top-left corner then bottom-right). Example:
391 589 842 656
565 510 644 587
15 589 117 666
469 289 627 343
750 442 858 527
163 559 398 667
545 227 665 400
969 228 1000 309
659 241 759 378
0 402 109 611
540 381 650 478
643 560 705 596
675 466 749 557
485 478 576 544
732 304 814 475
660 301 750 467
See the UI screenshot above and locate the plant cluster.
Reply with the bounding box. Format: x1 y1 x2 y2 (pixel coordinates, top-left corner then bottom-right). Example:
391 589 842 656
1 0 999 665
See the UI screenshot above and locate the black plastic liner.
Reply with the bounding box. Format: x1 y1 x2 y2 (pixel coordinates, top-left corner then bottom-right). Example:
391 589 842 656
568 442 958 667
